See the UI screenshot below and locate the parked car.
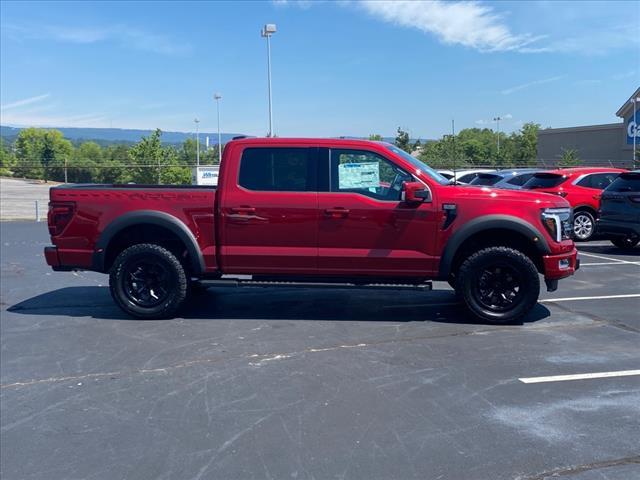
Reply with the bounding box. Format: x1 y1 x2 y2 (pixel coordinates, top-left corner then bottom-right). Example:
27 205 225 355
45 137 578 324
597 171 640 249
453 169 496 184
522 167 627 241
437 169 455 180
468 169 543 189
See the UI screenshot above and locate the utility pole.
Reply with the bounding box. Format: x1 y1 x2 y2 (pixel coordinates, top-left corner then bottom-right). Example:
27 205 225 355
261 24 277 137
493 116 502 156
214 93 222 163
632 97 638 166
451 119 456 176
194 118 200 166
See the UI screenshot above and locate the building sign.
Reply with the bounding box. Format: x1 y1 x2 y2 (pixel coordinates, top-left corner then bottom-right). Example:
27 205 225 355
192 165 219 186
627 109 639 145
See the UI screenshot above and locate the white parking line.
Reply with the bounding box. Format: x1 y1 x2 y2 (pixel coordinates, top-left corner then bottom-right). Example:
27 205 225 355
580 261 640 266
519 369 640 384
541 293 640 303
579 251 639 265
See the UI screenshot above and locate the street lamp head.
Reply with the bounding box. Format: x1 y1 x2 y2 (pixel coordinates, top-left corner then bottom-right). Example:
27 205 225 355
194 118 199 123
214 93 222 100
261 23 277 37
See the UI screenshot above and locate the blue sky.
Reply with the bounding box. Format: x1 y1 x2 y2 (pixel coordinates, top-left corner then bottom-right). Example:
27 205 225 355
1 0 638 139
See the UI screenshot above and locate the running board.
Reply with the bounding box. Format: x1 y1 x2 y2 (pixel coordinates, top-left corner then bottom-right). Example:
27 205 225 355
198 278 432 292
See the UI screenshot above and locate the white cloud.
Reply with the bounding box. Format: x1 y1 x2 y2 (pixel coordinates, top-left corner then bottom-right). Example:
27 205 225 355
1 93 50 111
501 75 566 95
359 0 542 52
612 70 637 81
0 111 108 128
3 24 191 56
520 23 639 55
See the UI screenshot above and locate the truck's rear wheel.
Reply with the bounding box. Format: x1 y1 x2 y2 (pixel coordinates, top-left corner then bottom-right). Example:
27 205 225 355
457 246 539 324
109 243 187 319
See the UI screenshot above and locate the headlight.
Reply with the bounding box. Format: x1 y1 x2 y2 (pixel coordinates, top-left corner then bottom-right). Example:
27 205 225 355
541 208 572 242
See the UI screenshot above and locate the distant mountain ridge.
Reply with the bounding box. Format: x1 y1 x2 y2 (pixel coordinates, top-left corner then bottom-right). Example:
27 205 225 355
0 125 245 146
1 125 431 146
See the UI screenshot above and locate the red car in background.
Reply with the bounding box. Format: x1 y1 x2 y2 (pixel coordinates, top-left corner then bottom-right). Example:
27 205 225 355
522 167 627 241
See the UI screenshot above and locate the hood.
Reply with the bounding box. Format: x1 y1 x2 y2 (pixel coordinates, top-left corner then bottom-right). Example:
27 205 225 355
445 184 570 209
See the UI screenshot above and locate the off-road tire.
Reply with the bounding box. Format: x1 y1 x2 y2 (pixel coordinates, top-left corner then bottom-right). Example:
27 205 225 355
457 246 540 324
109 243 187 319
611 236 639 249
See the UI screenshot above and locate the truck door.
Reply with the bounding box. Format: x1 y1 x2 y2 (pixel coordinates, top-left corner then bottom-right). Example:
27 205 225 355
317 148 439 277
219 146 318 274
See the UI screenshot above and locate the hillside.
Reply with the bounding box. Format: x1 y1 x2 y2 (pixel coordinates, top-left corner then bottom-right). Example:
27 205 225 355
0 125 245 146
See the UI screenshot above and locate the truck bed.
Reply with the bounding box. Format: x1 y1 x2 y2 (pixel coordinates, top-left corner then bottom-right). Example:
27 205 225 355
48 184 218 272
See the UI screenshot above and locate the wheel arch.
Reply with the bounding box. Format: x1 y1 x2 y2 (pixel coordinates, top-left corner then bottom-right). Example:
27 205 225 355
438 215 550 280
573 204 597 216
93 210 205 274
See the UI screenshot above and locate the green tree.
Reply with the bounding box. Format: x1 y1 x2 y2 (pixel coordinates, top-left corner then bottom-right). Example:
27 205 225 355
101 144 132 183
394 127 412 153
129 129 166 184
13 128 72 181
129 129 189 184
63 141 101 183
0 138 17 176
368 134 383 141
558 148 580 167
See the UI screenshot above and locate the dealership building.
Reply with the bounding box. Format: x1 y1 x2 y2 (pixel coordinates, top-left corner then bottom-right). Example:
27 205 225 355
537 88 639 168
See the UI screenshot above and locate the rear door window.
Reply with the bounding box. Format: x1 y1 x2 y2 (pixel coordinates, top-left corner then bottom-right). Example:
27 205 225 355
239 147 316 192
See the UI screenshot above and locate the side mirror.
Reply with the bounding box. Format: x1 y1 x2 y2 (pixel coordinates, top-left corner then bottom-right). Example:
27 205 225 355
402 181 432 203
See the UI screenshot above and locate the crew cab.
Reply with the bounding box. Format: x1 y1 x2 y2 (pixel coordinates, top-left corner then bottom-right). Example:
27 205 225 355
45 138 579 323
522 167 626 241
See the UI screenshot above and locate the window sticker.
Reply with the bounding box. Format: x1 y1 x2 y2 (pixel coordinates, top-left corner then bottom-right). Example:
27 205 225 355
338 162 380 189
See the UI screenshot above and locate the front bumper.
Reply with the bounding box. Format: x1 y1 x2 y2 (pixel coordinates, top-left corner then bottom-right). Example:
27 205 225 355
543 247 579 281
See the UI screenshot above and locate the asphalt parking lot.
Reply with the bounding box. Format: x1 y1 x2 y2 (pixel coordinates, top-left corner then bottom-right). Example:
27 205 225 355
1 221 639 480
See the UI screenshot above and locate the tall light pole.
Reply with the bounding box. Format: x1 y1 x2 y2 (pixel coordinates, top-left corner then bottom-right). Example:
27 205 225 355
493 116 502 156
214 93 222 163
194 118 200 166
631 97 639 165
261 23 277 137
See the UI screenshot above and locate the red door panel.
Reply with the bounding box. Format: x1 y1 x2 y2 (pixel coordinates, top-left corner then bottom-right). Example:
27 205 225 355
317 192 439 277
220 190 318 274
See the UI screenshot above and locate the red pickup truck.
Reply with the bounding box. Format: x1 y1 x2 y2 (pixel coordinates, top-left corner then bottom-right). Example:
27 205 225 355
45 137 579 323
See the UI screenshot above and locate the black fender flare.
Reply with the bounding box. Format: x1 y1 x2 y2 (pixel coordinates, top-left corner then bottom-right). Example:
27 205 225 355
438 214 551 279
92 210 205 274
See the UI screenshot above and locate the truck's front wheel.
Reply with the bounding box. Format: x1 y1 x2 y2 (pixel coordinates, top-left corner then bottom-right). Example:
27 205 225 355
109 243 187 319
457 247 540 324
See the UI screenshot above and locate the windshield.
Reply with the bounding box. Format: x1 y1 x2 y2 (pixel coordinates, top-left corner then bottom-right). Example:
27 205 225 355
383 144 449 185
522 173 567 189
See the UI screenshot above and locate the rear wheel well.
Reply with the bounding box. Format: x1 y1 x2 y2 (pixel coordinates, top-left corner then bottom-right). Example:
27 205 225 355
449 228 543 280
104 224 192 273
573 206 597 218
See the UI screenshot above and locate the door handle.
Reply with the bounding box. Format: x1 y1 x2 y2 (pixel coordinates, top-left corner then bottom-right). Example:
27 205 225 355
324 208 350 218
230 206 256 214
